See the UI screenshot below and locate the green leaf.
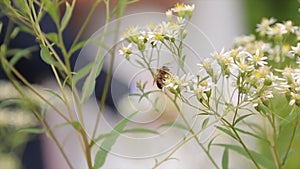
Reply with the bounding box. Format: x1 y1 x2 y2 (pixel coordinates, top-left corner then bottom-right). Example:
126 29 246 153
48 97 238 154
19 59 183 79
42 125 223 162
235 128 270 144
122 128 160 135
93 111 138 169
0 98 22 108
235 113 253 124
279 111 297 130
159 122 188 130
70 40 87 54
53 121 81 131
116 0 127 17
45 88 65 104
92 133 116 147
40 45 63 70
73 62 94 85
8 49 32 66
0 22 3 34
47 33 59 44
81 53 105 103
222 148 229 169
92 127 159 148
202 118 209 129
40 45 53 65
13 0 30 15
10 27 20 39
215 144 275 169
60 2 73 31
216 126 237 140
17 128 45 134
207 135 218 152
42 0 59 26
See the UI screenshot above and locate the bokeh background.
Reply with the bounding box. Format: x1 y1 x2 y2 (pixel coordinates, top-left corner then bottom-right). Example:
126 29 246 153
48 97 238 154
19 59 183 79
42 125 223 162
0 0 299 168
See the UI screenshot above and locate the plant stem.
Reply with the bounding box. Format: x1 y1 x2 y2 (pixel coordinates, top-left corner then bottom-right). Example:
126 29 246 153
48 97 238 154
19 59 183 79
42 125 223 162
68 0 103 55
282 111 299 167
166 94 220 169
269 113 281 169
232 91 241 126
222 118 261 169
90 0 113 141
152 118 219 169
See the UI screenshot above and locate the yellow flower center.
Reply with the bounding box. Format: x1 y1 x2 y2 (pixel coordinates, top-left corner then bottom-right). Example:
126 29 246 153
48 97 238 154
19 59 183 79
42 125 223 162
175 3 185 10
155 33 163 40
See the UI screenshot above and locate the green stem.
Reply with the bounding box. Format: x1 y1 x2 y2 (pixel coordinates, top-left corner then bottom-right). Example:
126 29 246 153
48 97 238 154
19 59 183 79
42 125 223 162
282 110 299 167
232 91 241 126
222 118 261 169
269 113 281 169
68 0 103 56
90 0 113 141
152 117 220 169
166 94 220 169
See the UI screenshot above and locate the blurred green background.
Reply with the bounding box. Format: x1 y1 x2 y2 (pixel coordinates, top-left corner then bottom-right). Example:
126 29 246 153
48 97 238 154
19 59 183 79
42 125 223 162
243 0 300 169
243 0 300 34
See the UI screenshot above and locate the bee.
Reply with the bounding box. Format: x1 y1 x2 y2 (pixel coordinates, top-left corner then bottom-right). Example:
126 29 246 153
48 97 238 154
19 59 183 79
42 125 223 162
154 66 173 89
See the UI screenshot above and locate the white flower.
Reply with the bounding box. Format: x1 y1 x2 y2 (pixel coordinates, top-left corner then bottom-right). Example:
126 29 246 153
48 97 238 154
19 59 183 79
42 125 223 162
284 20 298 33
122 26 140 40
171 3 195 18
184 4 195 12
148 31 163 46
297 57 300 65
289 92 300 105
248 49 268 66
233 35 255 46
291 42 300 56
267 23 288 36
119 43 132 60
194 79 212 101
198 58 214 76
256 17 276 34
166 10 173 21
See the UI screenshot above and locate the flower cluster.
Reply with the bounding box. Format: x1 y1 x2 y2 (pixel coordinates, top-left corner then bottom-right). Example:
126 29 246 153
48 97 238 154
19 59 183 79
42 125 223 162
277 67 300 106
199 18 300 112
121 4 300 117
164 71 213 106
119 3 195 60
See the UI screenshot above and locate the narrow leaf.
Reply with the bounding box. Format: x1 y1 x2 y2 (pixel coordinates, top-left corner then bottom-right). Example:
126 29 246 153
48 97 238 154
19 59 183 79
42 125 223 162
207 135 218 152
17 128 45 134
44 88 65 104
216 126 236 140
202 118 209 129
40 45 63 70
60 2 73 31
235 128 269 144
93 111 138 169
0 22 3 34
13 0 30 15
81 53 105 103
47 33 59 44
10 27 20 39
222 148 229 169
122 128 160 135
40 45 53 65
42 0 59 26
116 0 127 17
9 49 31 66
235 113 253 124
70 40 87 54
215 144 275 169
159 122 188 130
73 62 94 85
53 121 81 131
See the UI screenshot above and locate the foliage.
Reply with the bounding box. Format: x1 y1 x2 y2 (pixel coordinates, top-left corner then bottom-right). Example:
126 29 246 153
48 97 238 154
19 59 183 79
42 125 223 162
0 1 300 169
